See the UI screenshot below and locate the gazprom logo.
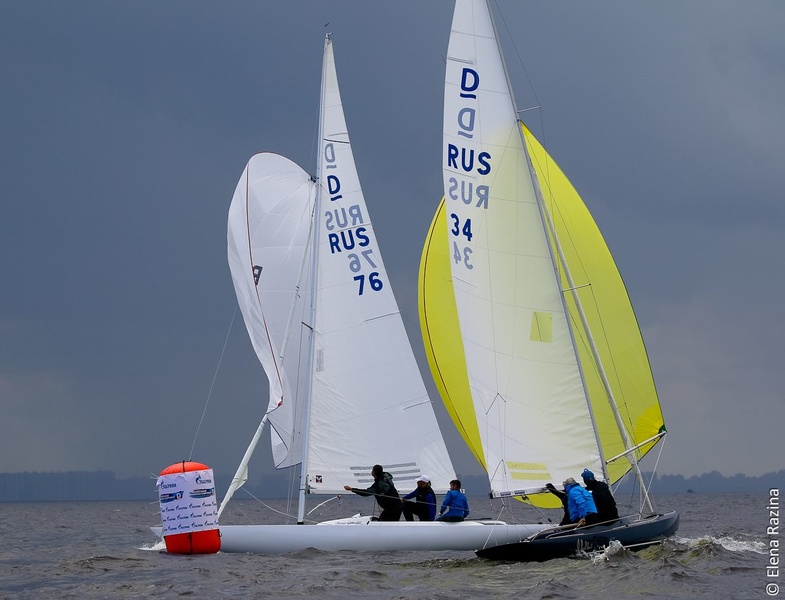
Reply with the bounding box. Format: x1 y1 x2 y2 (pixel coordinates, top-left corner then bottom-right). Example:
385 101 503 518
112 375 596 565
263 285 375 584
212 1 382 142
160 482 177 489
196 475 212 485
189 487 215 499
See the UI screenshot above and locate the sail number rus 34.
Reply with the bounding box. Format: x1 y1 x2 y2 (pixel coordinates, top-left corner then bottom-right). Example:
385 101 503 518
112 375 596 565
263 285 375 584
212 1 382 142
446 67 494 272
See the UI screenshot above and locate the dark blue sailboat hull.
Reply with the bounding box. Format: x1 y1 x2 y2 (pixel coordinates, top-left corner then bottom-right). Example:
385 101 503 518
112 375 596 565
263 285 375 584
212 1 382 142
476 511 680 562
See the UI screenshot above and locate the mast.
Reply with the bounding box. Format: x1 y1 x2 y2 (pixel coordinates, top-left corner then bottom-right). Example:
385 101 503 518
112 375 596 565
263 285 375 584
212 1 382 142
296 33 331 524
536 188 655 514
484 0 654 513
480 0 607 483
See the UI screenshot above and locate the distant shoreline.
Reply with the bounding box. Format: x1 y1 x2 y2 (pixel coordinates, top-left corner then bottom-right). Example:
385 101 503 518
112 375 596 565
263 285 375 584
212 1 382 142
0 469 781 503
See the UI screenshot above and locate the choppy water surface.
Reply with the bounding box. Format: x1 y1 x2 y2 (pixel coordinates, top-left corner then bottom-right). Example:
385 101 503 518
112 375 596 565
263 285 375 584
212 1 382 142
0 493 774 599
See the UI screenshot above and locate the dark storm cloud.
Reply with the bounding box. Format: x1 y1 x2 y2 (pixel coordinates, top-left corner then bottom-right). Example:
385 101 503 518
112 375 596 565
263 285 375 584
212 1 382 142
0 1 782 480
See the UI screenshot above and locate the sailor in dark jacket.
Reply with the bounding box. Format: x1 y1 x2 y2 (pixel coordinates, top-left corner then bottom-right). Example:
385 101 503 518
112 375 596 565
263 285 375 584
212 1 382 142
344 464 402 521
581 468 619 522
545 482 572 526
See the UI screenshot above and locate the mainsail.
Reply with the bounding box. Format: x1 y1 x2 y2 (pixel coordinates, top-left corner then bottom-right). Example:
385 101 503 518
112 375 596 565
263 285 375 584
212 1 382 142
420 0 666 506
224 35 455 518
304 34 455 496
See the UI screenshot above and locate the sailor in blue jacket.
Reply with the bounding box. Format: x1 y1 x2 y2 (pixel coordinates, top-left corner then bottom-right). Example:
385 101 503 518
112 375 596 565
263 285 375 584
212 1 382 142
437 479 470 522
563 477 599 527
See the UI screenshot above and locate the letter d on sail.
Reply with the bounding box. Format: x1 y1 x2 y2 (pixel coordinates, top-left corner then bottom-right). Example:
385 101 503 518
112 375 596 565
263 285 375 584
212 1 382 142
460 68 479 98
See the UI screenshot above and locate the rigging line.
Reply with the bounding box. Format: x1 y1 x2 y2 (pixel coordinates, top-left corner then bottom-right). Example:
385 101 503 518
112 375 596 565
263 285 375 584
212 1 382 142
642 434 667 514
287 313 353 494
573 286 626 411
493 0 542 116
584 285 638 434
189 309 238 461
517 494 553 524
237 487 324 524
285 323 308 507
228 481 336 526
546 171 653 442
493 0 550 187
615 470 641 518
626 469 643 517
560 219 619 390
287 464 300 520
478 498 511 549
306 495 341 517
565 283 635 446
309 93 320 178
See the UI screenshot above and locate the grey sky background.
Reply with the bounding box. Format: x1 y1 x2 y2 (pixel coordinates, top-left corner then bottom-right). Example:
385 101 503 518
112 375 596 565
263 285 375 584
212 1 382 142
1 2 782 484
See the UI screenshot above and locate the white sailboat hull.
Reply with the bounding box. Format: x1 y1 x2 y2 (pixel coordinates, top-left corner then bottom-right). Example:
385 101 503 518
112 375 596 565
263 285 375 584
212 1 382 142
217 519 550 554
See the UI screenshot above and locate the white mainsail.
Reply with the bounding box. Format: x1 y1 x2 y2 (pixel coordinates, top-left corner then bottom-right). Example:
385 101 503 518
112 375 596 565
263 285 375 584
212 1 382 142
223 35 455 517
305 36 455 496
441 0 604 496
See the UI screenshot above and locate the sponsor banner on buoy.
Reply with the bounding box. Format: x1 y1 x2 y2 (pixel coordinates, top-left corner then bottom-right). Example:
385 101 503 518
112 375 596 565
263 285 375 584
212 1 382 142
157 466 219 536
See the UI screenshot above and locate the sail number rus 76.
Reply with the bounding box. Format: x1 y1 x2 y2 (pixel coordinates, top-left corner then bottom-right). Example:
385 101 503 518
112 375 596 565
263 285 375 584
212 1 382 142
323 140 383 296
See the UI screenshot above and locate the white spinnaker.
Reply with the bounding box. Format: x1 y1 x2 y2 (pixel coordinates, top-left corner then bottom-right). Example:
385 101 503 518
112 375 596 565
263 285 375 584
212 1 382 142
443 0 603 495
304 36 456 495
227 152 315 470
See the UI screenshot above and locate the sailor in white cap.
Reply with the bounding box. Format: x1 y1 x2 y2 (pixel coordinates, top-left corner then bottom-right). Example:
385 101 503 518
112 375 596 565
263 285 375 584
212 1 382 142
401 475 437 521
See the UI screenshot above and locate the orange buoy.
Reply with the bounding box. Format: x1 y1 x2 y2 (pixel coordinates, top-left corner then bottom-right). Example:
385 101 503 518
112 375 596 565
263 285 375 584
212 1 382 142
157 461 221 554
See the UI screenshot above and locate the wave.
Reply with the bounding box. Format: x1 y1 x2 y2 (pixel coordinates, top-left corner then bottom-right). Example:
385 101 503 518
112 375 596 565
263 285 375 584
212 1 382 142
138 540 166 552
575 534 765 568
586 539 638 564
674 535 767 555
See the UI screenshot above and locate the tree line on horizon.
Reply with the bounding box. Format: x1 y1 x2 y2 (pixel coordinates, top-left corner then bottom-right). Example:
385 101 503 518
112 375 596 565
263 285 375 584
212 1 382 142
0 469 781 503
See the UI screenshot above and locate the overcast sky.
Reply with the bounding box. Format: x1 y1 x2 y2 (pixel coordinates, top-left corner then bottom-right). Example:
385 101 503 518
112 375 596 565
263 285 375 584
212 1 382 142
1 1 783 485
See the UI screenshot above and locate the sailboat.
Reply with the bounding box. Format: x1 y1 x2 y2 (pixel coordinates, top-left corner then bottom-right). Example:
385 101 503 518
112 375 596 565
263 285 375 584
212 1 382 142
417 0 679 561
192 34 551 554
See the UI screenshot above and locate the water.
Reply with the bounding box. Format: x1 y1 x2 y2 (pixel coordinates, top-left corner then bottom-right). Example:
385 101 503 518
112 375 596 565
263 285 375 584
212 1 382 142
0 493 773 599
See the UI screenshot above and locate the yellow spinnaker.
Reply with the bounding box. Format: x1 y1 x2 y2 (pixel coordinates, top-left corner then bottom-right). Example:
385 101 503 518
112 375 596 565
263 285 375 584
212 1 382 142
418 125 665 508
